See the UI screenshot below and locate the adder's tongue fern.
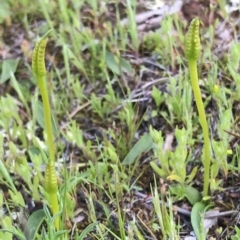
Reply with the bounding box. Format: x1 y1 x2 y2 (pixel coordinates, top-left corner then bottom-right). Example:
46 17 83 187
32 30 60 229
185 19 211 198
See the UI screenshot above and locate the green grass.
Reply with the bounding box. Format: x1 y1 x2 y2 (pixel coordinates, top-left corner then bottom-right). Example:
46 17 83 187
0 0 240 239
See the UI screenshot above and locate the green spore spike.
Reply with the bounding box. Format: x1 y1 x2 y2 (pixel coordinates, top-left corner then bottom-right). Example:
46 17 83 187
32 39 47 77
45 162 58 194
32 29 53 77
185 18 200 61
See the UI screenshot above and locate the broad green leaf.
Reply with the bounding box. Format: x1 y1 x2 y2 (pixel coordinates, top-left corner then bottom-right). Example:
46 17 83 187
24 209 45 240
184 185 201 205
123 134 153 164
106 51 132 75
191 202 206 240
0 58 20 83
119 57 132 73
106 51 120 75
169 183 202 206
28 146 42 156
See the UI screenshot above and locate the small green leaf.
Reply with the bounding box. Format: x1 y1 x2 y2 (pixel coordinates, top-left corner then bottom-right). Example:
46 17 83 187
24 209 46 240
76 222 98 239
186 166 198 184
232 226 240 240
152 86 163 107
0 58 20 83
150 161 166 178
0 159 17 192
2 216 12 229
1 218 26 240
123 134 153 164
9 190 25 207
0 229 25 240
191 202 206 240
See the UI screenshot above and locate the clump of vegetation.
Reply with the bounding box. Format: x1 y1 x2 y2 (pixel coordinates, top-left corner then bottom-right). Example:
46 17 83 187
0 0 240 239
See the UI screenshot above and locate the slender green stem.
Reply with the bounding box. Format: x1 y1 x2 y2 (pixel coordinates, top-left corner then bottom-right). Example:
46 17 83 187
49 192 59 227
38 75 59 229
188 59 210 197
38 75 55 164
